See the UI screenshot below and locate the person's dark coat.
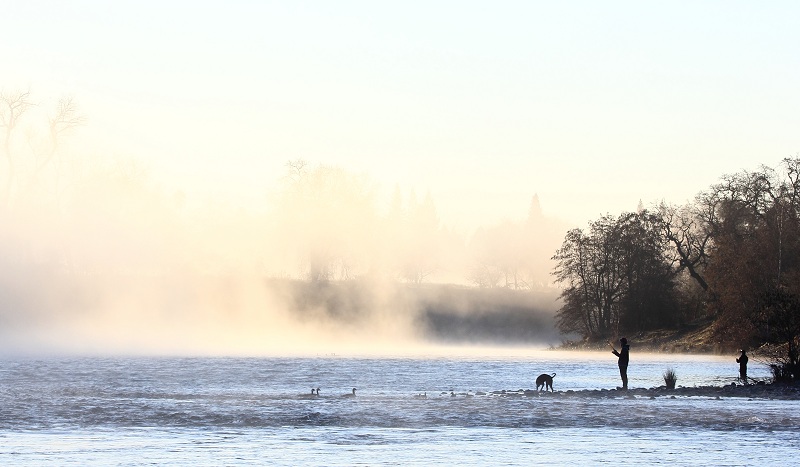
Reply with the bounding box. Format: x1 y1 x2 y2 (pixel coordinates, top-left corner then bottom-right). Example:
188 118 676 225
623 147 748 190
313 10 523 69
613 344 630 368
736 352 748 378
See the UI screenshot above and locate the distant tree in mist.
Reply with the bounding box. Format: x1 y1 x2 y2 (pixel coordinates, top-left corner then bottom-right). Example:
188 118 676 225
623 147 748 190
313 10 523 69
274 160 379 281
398 190 441 284
0 89 203 278
1 89 579 347
32 96 84 188
524 195 569 288
0 90 89 274
0 90 33 208
0 90 83 209
469 195 563 290
271 165 473 285
469 221 529 289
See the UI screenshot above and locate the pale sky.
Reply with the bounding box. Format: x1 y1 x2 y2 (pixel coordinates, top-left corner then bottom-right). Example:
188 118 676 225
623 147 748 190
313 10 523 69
3 0 799 230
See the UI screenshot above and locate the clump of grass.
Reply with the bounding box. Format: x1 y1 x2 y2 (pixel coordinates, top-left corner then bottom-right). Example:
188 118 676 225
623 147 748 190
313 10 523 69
663 368 677 390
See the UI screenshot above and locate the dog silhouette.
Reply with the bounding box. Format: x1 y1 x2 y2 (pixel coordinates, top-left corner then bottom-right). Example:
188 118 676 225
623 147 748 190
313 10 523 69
536 373 556 392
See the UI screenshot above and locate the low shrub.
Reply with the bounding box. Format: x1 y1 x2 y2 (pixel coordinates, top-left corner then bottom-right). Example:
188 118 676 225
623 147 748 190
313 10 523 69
663 368 677 389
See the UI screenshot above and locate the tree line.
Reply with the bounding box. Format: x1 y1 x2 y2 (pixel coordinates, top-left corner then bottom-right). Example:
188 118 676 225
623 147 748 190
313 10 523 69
3 89 797 376
0 90 565 289
552 158 800 381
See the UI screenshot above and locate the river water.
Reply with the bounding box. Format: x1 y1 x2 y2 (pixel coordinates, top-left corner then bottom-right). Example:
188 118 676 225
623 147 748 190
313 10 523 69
1 350 797 465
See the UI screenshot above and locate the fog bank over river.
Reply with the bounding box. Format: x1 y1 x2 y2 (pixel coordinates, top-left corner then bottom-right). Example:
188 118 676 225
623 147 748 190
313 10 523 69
0 275 560 357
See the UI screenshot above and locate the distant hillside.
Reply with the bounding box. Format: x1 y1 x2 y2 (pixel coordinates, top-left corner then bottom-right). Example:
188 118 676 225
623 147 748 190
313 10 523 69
270 279 561 345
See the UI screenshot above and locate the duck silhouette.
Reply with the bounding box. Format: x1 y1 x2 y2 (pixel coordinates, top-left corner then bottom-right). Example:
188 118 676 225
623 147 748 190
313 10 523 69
298 388 318 399
343 388 357 397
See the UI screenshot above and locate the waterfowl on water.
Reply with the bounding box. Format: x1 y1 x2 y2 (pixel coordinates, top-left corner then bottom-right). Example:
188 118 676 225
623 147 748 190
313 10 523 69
343 388 357 397
298 388 318 399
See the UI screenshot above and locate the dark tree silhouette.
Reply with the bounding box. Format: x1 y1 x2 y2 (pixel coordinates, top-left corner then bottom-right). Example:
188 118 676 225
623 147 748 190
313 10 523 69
683 158 800 376
552 211 679 339
655 202 711 292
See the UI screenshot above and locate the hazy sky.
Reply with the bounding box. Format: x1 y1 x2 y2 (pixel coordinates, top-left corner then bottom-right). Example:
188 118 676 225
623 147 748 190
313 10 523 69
3 0 799 230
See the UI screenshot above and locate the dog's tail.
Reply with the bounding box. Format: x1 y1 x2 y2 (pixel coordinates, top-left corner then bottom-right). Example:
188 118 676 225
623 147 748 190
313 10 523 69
551 373 556 378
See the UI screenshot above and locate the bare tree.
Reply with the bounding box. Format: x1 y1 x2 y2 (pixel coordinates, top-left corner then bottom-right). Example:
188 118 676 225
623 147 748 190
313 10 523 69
31 96 84 185
0 91 84 207
0 90 32 206
655 202 711 291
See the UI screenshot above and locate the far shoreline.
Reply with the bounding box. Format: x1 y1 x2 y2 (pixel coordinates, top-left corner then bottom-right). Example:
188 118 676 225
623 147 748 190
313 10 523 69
554 322 741 355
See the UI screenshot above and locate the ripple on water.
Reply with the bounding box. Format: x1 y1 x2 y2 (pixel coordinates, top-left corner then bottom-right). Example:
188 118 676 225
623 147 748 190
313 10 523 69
0 356 798 465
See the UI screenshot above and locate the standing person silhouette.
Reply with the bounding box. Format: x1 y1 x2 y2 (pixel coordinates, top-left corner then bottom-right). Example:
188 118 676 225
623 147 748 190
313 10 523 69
736 349 749 383
609 337 630 390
